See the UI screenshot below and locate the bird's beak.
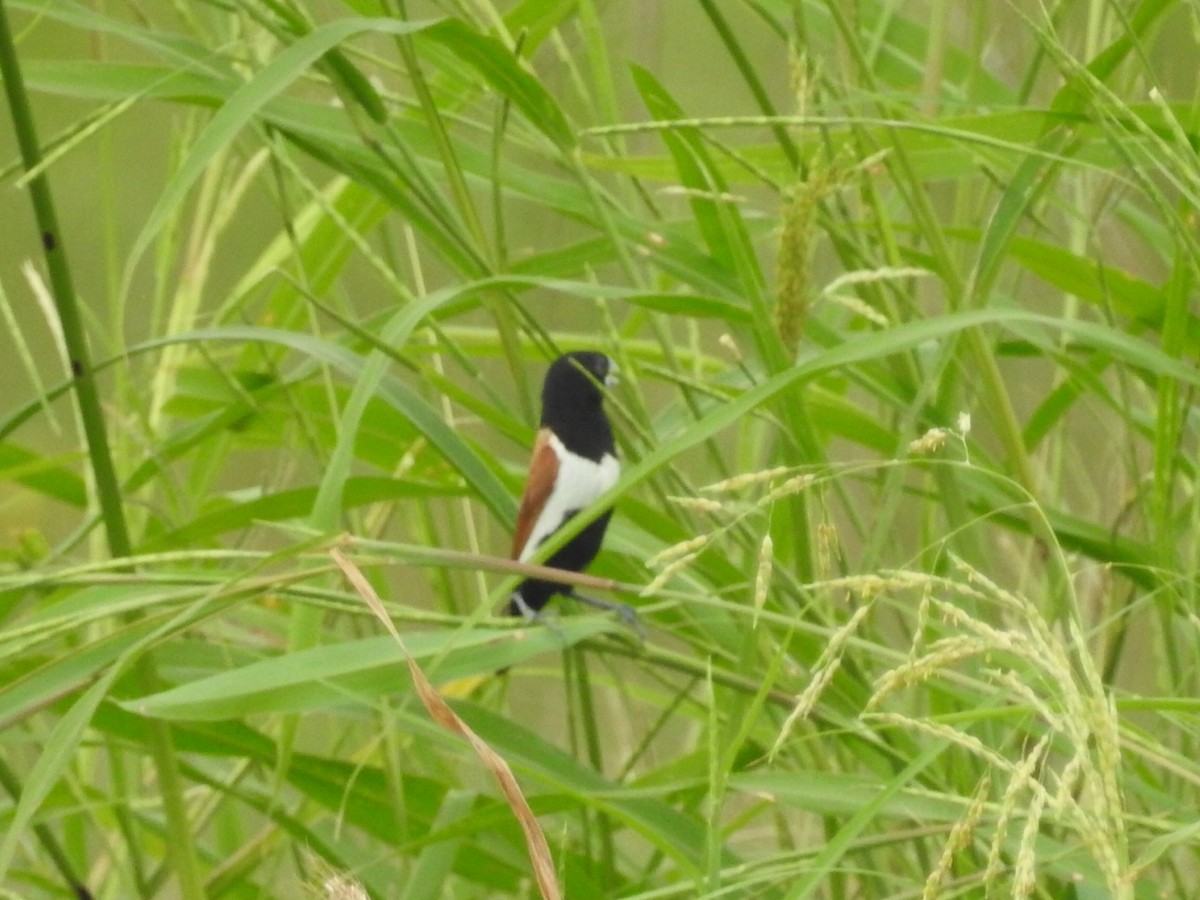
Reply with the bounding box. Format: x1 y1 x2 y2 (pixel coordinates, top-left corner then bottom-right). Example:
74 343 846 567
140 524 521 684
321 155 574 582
605 361 619 389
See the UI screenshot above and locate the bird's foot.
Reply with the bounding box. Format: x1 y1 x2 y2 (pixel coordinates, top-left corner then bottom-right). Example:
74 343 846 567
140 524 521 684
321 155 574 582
569 591 644 639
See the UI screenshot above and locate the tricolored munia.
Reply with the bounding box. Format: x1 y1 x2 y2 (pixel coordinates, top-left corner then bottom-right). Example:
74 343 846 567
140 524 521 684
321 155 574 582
507 351 635 625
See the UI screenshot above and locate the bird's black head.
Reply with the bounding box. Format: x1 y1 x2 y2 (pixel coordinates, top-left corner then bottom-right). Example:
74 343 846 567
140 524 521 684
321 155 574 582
542 351 615 405
540 351 617 457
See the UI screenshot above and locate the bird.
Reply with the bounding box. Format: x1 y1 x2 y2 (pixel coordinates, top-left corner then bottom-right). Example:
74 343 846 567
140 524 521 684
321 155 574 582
507 351 635 625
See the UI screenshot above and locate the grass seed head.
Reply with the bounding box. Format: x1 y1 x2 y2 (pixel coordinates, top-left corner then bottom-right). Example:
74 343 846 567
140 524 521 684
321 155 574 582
667 495 727 515
752 533 774 625
701 467 793 494
909 427 949 454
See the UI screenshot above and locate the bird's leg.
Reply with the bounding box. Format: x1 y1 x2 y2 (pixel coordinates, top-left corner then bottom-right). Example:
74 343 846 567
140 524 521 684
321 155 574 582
511 591 545 622
510 592 532 619
568 590 643 636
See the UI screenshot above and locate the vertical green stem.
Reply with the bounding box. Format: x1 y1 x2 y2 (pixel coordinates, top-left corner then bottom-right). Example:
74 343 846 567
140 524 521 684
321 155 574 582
0 5 204 897
0 1 130 560
0 758 92 899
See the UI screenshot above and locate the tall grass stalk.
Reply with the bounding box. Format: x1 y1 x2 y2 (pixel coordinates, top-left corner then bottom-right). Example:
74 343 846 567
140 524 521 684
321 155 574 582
0 2 203 896
0 1 1197 897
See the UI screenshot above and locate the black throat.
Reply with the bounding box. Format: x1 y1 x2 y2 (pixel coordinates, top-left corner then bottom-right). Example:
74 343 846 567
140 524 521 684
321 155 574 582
541 385 614 463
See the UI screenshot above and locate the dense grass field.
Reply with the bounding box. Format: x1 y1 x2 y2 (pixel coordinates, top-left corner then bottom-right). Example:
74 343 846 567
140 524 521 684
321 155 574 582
1 1 1198 897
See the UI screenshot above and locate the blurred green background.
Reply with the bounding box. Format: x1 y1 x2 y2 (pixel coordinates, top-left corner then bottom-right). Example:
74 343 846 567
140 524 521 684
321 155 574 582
2 1 1199 898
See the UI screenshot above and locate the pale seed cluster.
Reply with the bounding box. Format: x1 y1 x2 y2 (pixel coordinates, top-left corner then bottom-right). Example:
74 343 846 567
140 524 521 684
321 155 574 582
643 466 818 603
909 411 972 457
863 560 1128 897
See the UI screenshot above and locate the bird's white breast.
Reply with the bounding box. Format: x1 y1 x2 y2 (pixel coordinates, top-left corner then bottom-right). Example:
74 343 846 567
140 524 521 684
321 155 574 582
519 433 619 562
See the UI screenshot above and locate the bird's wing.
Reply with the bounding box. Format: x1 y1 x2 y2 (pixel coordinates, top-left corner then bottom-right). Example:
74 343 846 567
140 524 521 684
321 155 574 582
511 428 560 560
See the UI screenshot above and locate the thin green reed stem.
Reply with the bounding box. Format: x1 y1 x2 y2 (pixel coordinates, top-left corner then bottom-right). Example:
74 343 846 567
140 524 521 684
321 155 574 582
0 5 204 898
697 0 800 171
0 758 91 899
0 3 130 560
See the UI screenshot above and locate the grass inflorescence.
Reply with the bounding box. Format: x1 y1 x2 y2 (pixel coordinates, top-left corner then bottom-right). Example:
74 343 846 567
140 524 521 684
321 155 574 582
0 1 1197 898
